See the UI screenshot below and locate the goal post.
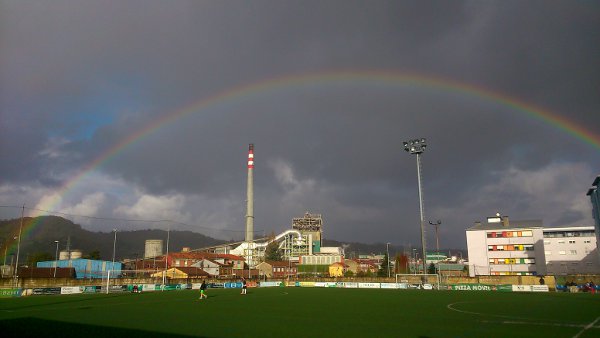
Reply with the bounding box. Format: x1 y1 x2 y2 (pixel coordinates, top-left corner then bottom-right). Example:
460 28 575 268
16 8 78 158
395 273 441 290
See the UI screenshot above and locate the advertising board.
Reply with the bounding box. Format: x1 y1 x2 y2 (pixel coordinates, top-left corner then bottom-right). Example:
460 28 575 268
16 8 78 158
358 283 380 289
380 283 402 289
0 288 22 297
32 287 61 295
61 286 84 294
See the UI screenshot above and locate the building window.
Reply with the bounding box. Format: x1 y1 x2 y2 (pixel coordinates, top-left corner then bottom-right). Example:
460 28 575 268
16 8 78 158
558 240 565 244
559 251 566 255
544 240 550 245
570 250 577 255
584 240 591 243
545 251 551 256
568 240 576 244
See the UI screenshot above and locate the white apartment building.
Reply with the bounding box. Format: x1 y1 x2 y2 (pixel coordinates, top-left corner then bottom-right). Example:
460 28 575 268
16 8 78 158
466 214 546 277
543 226 600 275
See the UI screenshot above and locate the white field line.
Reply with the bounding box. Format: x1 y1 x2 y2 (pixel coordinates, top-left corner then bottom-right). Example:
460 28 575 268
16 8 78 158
448 301 595 330
573 316 600 338
447 301 523 320
481 320 585 329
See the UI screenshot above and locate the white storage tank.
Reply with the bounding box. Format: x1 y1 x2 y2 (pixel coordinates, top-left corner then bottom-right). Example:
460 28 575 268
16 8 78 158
59 251 69 260
59 250 82 260
70 250 82 259
144 240 163 259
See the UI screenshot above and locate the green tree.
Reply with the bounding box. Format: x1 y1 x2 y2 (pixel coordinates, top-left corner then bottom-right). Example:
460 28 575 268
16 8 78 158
264 241 282 261
378 252 390 277
83 250 101 260
427 262 437 274
27 252 53 266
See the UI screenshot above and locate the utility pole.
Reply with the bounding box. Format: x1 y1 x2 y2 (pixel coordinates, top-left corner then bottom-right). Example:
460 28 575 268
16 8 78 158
14 205 24 280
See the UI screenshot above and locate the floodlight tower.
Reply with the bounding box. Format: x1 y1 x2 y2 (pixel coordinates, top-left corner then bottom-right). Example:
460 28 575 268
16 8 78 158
404 138 428 275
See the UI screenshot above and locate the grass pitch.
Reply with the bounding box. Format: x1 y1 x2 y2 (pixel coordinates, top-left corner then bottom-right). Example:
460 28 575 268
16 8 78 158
1 287 599 337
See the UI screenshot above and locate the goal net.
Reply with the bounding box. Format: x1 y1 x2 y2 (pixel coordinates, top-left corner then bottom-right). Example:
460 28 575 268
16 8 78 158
395 274 441 290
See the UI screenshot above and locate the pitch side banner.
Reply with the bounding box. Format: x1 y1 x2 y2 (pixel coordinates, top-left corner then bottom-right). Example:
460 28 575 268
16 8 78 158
448 284 512 292
0 289 22 297
61 286 84 295
141 284 159 291
380 283 403 289
298 282 316 287
512 285 549 292
358 282 380 289
260 281 283 287
32 287 61 295
314 282 337 288
84 286 101 293
344 282 358 288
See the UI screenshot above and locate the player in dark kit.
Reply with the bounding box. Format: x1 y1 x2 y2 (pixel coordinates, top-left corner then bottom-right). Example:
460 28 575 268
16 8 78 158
199 280 208 299
241 277 247 295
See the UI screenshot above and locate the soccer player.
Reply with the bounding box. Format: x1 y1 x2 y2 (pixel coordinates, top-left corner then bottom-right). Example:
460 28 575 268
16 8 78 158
199 280 208 299
241 277 247 295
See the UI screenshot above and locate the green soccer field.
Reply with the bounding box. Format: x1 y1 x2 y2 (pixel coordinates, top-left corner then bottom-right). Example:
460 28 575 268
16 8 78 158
1 288 599 338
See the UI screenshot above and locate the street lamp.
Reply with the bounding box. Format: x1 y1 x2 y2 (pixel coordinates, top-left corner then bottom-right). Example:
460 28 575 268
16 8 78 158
429 220 441 256
412 248 417 275
54 240 59 278
13 205 24 280
404 138 428 275
386 243 391 278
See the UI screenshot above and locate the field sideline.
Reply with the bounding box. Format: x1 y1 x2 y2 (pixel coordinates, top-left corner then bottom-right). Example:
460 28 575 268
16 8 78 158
1 288 599 338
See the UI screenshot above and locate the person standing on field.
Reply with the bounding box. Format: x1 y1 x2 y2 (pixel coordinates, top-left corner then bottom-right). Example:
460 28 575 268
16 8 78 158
199 280 208 299
241 277 247 295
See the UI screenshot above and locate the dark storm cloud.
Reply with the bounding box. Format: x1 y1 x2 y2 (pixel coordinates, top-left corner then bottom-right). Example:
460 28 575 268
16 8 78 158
1 1 598 247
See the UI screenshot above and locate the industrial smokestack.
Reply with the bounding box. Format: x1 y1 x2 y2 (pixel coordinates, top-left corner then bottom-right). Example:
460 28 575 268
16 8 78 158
245 144 254 242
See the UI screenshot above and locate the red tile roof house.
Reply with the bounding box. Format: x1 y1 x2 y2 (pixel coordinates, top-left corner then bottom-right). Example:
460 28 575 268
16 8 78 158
256 261 297 278
191 258 233 277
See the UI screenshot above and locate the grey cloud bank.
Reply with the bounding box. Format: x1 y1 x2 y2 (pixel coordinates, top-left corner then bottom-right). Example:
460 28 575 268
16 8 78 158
1 1 598 248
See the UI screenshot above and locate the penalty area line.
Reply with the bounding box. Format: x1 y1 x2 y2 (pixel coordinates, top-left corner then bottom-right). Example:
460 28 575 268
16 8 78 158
573 316 600 338
447 302 521 320
481 320 585 329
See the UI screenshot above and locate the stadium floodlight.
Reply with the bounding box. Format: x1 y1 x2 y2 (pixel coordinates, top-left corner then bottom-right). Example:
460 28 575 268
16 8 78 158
54 240 59 278
404 138 428 275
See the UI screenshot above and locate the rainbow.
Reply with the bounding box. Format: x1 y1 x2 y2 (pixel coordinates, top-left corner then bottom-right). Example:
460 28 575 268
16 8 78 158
6 70 599 256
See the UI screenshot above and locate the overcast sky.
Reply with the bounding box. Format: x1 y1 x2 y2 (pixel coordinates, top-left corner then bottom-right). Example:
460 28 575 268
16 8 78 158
1 1 599 250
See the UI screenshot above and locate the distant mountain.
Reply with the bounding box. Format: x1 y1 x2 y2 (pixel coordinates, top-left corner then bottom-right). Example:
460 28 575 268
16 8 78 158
0 216 466 264
0 216 224 262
